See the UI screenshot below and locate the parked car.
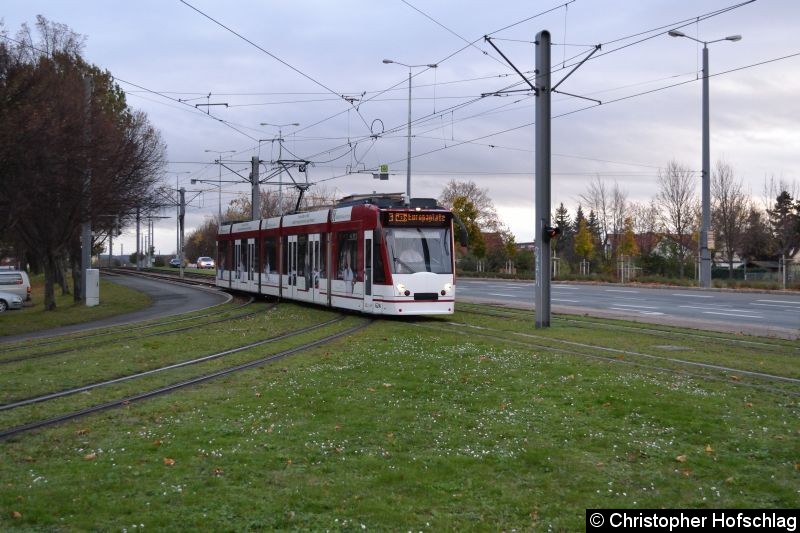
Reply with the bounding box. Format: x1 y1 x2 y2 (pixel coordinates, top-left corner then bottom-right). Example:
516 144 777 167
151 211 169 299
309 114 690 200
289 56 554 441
0 290 24 312
169 258 182 268
196 256 215 269
0 270 31 301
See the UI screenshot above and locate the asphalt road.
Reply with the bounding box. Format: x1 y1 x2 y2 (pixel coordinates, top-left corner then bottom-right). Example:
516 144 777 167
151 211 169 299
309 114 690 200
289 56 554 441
0 272 231 344
456 279 800 339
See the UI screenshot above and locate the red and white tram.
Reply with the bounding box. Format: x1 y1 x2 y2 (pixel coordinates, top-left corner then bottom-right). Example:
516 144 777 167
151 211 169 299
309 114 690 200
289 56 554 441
216 196 459 315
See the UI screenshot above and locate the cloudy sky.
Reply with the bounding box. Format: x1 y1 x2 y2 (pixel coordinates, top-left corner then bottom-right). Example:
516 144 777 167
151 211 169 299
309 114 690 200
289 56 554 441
3 0 799 255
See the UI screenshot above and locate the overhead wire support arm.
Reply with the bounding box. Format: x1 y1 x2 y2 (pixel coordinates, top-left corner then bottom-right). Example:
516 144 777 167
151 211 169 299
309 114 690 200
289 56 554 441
484 36 538 94
551 44 601 92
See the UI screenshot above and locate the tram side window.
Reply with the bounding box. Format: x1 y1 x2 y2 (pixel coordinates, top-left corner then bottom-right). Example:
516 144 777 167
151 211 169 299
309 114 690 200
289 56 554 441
317 234 327 281
218 241 227 273
263 237 277 276
239 239 248 279
336 231 357 284
373 229 386 283
282 236 289 275
297 234 308 282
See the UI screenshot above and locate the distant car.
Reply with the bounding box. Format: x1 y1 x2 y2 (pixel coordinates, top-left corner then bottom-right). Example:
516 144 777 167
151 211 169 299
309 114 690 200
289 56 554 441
169 258 182 268
0 290 24 312
197 256 215 269
0 270 31 301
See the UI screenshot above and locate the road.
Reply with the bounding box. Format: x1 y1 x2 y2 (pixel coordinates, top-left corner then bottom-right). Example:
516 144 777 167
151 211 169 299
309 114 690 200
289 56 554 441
456 279 800 339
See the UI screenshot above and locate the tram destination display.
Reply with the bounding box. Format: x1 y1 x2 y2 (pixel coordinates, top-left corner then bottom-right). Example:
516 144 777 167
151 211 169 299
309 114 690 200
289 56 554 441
382 211 450 227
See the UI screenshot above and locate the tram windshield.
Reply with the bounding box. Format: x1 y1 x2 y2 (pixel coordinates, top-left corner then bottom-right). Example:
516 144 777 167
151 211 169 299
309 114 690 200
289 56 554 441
385 227 452 274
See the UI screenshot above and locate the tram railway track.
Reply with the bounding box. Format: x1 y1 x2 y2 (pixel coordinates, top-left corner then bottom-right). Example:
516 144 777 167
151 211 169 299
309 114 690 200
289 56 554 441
424 318 800 396
0 317 372 440
0 301 269 366
457 303 800 354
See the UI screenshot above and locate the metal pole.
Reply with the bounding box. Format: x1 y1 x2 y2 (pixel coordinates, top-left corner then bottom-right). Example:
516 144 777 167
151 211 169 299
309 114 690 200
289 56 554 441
217 155 222 221
278 129 283 215
135 207 140 271
535 30 552 329
81 75 93 302
251 156 260 220
700 44 711 288
406 69 412 205
179 187 185 279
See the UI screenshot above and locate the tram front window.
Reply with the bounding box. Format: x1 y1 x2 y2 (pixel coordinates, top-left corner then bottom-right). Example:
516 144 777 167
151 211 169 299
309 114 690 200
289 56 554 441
385 227 452 274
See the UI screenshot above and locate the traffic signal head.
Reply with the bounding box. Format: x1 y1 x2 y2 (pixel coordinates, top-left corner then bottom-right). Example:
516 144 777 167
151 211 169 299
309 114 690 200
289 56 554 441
543 225 561 241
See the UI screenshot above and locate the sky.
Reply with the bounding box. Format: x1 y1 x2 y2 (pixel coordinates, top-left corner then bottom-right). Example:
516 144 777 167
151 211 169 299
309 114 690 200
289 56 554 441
3 0 799 256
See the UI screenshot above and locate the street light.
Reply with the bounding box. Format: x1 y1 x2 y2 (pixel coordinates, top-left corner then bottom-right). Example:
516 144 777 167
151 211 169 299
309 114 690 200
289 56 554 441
668 29 741 288
204 149 236 221
382 59 438 205
260 122 300 216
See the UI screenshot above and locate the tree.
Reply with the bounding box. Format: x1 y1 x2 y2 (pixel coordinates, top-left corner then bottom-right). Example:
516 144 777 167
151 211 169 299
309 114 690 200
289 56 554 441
184 217 219 261
630 200 662 256
618 217 639 258
553 203 573 260
656 161 696 278
574 217 594 262
711 160 749 277
739 207 772 263
439 180 499 231
451 196 485 260
0 17 165 309
768 190 800 260
579 177 627 261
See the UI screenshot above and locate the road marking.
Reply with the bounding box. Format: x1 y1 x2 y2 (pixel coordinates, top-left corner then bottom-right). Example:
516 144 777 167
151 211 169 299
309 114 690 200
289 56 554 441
553 285 579 290
610 303 659 309
703 311 763 319
553 298 579 303
680 305 754 313
755 299 800 306
750 302 800 311
608 307 664 315
671 293 713 298
606 289 639 293
488 293 518 297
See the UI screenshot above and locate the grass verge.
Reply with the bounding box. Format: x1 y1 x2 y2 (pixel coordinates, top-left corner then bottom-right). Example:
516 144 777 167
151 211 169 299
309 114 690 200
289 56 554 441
0 305 796 530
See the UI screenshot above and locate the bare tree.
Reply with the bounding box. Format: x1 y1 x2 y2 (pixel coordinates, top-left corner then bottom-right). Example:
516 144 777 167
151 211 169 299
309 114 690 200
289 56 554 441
656 161 697 278
630 200 663 256
712 160 749 278
439 180 499 231
579 176 628 260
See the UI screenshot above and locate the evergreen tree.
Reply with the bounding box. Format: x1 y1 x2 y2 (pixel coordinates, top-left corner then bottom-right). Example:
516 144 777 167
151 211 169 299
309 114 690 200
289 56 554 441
574 218 594 262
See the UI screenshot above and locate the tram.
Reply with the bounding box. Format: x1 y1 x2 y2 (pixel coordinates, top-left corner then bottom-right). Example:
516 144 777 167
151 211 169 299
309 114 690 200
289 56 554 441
216 194 463 315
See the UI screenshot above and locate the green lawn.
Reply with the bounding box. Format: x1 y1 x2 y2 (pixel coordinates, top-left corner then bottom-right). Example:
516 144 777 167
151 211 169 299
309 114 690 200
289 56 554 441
0 304 797 530
0 274 151 337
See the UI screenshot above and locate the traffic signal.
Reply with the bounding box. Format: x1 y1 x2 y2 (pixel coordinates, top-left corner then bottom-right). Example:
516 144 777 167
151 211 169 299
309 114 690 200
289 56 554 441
543 225 561 241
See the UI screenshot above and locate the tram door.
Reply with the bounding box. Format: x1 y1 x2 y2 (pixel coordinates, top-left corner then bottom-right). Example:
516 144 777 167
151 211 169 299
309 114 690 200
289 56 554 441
284 235 298 300
363 230 374 312
234 242 242 282
309 234 322 305
247 240 256 283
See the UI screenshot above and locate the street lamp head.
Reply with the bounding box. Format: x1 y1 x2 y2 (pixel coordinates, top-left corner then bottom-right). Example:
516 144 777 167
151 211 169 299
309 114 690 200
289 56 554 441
726 34 742 42
190 179 197 184
426 64 438 69
382 59 394 64
260 122 300 127
668 29 686 38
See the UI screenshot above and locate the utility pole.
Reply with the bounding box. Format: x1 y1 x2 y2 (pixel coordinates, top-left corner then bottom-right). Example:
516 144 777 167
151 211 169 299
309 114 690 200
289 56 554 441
534 30 552 329
81 75 93 302
251 156 260 220
135 207 141 271
178 187 186 278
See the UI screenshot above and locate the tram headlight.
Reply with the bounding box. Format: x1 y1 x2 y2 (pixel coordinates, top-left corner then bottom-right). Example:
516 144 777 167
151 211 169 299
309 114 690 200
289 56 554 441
396 283 410 296
443 283 453 292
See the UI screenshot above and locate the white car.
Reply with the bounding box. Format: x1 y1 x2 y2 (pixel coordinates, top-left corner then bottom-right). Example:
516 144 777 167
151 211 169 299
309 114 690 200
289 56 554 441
0 290 24 312
196 256 215 269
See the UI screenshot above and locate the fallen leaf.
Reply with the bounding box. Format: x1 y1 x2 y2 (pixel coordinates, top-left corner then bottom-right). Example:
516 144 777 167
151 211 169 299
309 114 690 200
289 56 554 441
213 468 224 476
705 444 714 453
680 468 692 477
12 511 21 519
725 476 735 483
84 452 96 461
23 456 34 462
163 457 175 466
367 387 376 392
729 375 741 382
75 428 90 435
602 402 611 408
386 432 395 440
567 374 575 380
286 459 292 466
335 425 341 431
255 392 262 397
676 454 687 463
795 463 800 471
382 383 393 388
595 461 605 467
745 402 753 408
335 447 344 453
153 439 162 446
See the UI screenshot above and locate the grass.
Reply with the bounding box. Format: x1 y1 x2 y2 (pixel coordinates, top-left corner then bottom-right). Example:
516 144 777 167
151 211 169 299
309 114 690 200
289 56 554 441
0 303 797 530
0 274 151 337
